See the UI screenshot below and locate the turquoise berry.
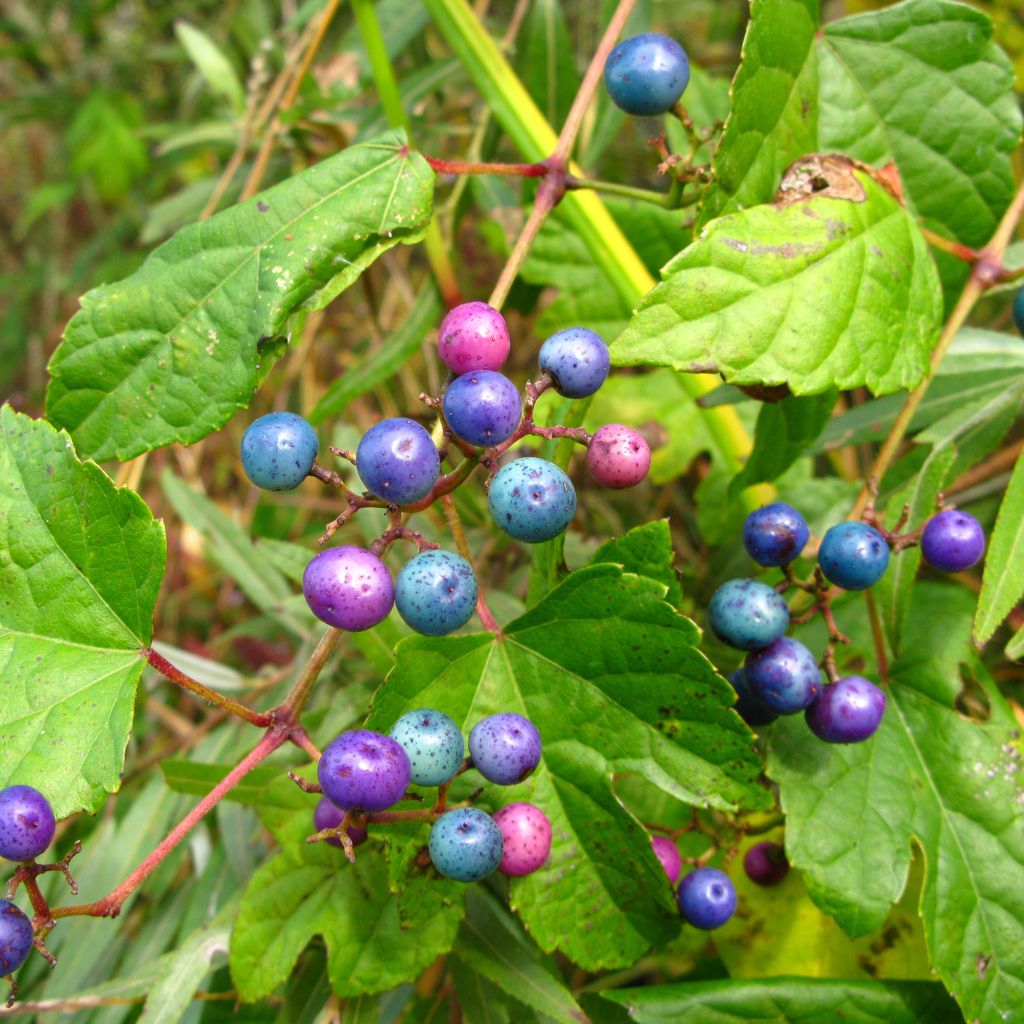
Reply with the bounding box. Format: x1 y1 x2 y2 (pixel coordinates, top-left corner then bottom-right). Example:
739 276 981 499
395 550 477 636
389 708 465 787
1014 286 1024 336
604 33 690 117
429 808 503 882
487 457 576 543
241 412 318 490
707 579 790 652
818 522 890 591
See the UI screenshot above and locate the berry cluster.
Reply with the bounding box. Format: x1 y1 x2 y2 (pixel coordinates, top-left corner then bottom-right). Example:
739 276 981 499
308 710 550 883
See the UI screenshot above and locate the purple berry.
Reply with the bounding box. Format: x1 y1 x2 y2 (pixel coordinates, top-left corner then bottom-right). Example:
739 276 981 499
805 675 887 743
468 713 542 786
0 786 55 862
743 503 809 567
727 668 778 728
708 578 790 652
356 417 440 505
302 546 394 631
538 327 610 398
317 730 411 812
0 900 33 977
743 841 789 887
493 802 552 877
587 424 651 489
313 796 369 849
651 836 682 884
604 33 690 117
744 637 821 715
818 521 890 591
677 867 736 930
443 371 522 448
429 807 503 882
921 510 986 573
240 412 319 491
438 302 510 374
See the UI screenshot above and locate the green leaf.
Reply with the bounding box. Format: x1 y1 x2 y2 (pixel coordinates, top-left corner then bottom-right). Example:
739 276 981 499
47 131 434 461
975 452 1024 645
590 520 681 606
174 21 246 113
601 977 962 1024
365 561 767 970
66 90 149 203
0 406 164 817
516 0 579 129
1007 622 1024 662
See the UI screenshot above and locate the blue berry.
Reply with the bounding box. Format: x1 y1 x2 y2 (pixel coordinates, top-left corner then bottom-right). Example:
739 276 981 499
0 900 32 977
538 328 610 399
0 786 55 862
356 417 440 505
921 510 985 573
317 730 411 812
805 676 886 743
487 458 576 543
708 579 790 652
818 522 890 591
429 808 503 882
743 503 809 567
677 867 736 930
395 550 477 636
240 412 318 490
469 713 542 785
313 796 368 849
604 33 690 117
1014 286 1024 335
443 371 522 447
727 668 778 728
389 709 465 787
744 637 821 714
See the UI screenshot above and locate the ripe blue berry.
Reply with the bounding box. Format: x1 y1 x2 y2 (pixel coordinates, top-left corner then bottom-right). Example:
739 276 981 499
388 709 465 787
708 579 790 652
0 900 33 977
302 546 394 631
744 637 822 714
805 676 887 743
538 327 610 399
240 412 318 491
677 867 736 930
744 842 789 887
469 713 542 785
429 808 503 882
356 417 439 505
727 668 778 728
743 503 809 567
0 786 55 862
818 521 890 591
487 458 576 543
587 424 651 489
443 371 522 448
493 803 552 877
395 550 478 636
604 33 690 117
921 510 986 573
313 796 368 850
651 836 682 884
438 301 511 374
317 730 411 812
1014 286 1024 336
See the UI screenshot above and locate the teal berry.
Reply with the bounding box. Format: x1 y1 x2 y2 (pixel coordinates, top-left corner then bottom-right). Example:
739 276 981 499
240 412 318 490
395 550 478 636
538 327 610 398
818 521 890 591
429 808 503 882
708 579 790 652
604 33 690 117
389 709 465 787
487 457 576 543
1014 286 1024 335
356 417 440 505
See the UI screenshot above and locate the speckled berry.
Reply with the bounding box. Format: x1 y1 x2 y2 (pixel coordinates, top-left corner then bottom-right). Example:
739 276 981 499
708 579 790 652
538 327 610 398
317 730 410 812
587 424 651 489
744 842 789 887
651 836 682 884
313 796 369 850
394 550 477 636
0 786 55 862
604 33 690 116
356 417 439 505
727 668 778 728
241 412 318 491
443 371 522 448
921 510 986 573
0 900 33 977
818 522 890 591
469 713 542 786
388 709 465 787
493 802 551 877
743 503 809 567
487 457 576 543
805 675 886 743
438 301 511 374
302 546 394 631
744 637 821 715
429 808 503 882
1014 287 1024 336
677 867 736 930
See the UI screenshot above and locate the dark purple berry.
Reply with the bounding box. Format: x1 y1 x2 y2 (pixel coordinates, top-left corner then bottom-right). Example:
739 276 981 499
438 302 510 374
356 417 440 505
604 33 691 117
743 503 809 567
708 578 790 652
538 327 610 398
493 803 551 877
302 546 394 631
443 371 522 448
0 900 32 977
587 424 651 489
818 522 890 591
744 841 789 886
744 637 821 715
651 836 682 884
429 808 503 882
317 730 411 812
0 786 55 862
677 867 736 930
805 675 886 743
468 713 542 786
313 796 368 849
921 510 986 573
727 668 778 728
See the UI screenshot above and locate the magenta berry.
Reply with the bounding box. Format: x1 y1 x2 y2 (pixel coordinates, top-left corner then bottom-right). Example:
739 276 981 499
302 546 394 631
0 785 55 862
651 835 682 884
493 802 552 877
921 509 986 573
805 675 886 743
313 796 369 849
743 841 789 886
587 424 651 489
438 301 511 374
317 730 411 812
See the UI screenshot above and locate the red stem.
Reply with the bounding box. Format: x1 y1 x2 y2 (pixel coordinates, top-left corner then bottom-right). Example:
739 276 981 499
425 156 548 178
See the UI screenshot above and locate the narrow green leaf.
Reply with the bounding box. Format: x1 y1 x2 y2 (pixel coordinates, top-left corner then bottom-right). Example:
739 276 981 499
975 452 1024 644
174 21 246 113
516 0 579 128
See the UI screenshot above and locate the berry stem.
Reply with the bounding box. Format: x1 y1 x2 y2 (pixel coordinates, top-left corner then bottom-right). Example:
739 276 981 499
278 628 344 720
424 156 548 177
439 493 502 634
864 589 891 684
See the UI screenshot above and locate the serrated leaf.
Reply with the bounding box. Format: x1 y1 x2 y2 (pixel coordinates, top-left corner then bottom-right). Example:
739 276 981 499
47 131 434 461
0 406 164 816
975 452 1024 645
591 520 681 606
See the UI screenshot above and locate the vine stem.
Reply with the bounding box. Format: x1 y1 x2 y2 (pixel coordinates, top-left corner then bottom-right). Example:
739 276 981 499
278 628 343 719
440 494 501 634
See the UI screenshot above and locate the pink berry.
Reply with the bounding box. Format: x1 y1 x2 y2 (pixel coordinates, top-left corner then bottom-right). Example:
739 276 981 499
438 302 511 374
651 835 682 884
492 802 552 877
587 424 651 489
